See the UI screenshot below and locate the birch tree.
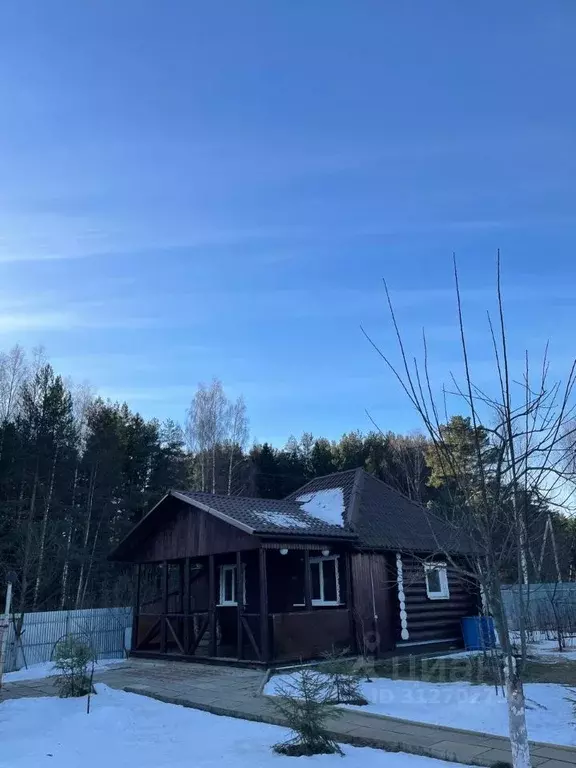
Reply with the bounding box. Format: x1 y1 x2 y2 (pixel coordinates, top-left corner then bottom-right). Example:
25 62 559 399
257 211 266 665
226 395 249 494
186 379 247 494
363 254 576 768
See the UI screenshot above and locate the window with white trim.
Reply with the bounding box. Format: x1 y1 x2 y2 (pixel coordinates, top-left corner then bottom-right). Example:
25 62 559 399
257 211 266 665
424 562 450 600
310 555 340 605
218 564 246 606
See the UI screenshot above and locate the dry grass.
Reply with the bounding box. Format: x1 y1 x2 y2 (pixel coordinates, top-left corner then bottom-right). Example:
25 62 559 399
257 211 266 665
369 654 576 685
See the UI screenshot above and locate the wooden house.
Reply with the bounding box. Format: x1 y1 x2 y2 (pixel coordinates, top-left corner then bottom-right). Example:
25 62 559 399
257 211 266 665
109 468 479 665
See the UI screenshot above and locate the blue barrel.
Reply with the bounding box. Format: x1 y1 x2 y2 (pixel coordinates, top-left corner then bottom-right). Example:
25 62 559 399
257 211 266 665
461 616 496 650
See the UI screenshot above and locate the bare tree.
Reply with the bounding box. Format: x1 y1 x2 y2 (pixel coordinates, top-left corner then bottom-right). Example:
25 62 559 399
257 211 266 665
0 345 27 423
226 395 249 495
363 253 576 768
186 379 246 494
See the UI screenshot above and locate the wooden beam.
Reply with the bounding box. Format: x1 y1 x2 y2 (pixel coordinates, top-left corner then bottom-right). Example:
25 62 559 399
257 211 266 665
160 561 168 653
183 558 191 653
344 551 356 653
303 550 312 611
189 615 209 655
208 555 216 657
236 551 244 660
241 616 261 660
166 618 185 654
259 548 269 663
137 618 161 649
131 563 141 651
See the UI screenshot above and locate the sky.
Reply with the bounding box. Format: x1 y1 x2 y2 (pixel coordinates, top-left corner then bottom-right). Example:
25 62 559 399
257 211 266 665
0 2 575 445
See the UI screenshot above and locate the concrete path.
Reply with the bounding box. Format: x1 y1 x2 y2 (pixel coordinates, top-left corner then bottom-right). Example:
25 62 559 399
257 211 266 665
3 658 576 768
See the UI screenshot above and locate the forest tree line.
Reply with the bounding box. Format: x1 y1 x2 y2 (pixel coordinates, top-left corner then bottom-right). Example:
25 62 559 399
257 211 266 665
0 347 574 613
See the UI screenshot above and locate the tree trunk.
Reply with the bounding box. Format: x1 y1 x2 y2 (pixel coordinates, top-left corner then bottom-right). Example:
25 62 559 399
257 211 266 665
505 667 531 768
487 572 532 768
33 448 58 609
60 464 79 609
227 444 234 495
19 463 39 612
81 513 104 607
76 464 97 608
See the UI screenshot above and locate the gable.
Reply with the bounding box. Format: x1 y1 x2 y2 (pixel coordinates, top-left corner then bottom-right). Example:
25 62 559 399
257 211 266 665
111 496 259 562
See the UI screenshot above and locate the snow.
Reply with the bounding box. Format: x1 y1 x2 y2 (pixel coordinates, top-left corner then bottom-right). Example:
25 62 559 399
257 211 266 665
0 684 474 768
529 641 576 662
267 674 576 746
296 488 345 526
436 636 576 663
3 657 126 683
254 510 311 529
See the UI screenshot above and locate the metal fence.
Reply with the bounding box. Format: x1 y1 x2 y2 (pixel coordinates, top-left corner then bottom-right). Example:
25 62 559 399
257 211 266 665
501 583 576 633
3 607 132 673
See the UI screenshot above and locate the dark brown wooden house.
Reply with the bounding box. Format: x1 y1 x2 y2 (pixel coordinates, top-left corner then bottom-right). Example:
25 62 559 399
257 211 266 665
110 469 479 665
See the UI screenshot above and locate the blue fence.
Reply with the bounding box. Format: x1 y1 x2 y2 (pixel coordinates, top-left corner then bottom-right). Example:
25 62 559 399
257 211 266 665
501 583 576 633
4 607 132 673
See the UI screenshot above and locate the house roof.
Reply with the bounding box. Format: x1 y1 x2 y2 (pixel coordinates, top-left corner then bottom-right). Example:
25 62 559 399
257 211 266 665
110 467 474 561
173 490 356 539
287 468 474 554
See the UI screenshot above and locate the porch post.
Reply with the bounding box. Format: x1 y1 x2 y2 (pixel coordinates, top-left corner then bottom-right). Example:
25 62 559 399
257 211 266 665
344 551 356 652
303 549 312 610
131 563 141 651
208 555 216 657
183 557 191 654
160 560 168 653
236 551 244 659
259 548 269 662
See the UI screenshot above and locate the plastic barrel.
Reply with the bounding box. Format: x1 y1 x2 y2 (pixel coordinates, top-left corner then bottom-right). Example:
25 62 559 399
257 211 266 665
461 616 496 650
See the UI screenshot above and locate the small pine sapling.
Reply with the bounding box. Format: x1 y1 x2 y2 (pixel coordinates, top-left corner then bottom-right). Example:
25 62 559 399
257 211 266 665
53 635 95 698
322 647 369 705
270 667 343 756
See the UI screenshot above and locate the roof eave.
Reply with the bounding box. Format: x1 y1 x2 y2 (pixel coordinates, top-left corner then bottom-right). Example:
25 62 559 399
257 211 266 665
171 491 256 535
257 531 358 542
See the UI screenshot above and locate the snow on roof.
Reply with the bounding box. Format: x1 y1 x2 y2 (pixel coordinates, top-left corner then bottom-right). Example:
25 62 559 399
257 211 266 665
253 510 311 529
296 488 345 526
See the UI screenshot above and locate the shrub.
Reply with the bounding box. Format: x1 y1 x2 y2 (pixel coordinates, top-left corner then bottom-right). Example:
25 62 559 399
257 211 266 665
322 647 369 705
270 667 343 756
53 635 94 698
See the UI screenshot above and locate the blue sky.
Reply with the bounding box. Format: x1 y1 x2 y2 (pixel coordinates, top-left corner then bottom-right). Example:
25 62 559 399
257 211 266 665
1 2 575 445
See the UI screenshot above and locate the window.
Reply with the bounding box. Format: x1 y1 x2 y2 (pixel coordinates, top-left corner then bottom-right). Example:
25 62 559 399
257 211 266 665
424 563 450 600
310 556 340 605
218 564 246 606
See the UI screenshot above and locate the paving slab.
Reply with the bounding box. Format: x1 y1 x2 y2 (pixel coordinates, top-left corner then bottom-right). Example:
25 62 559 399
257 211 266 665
533 749 576 764
429 741 492 760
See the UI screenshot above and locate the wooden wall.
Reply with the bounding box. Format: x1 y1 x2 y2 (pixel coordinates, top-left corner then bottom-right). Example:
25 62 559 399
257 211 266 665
351 553 395 653
266 548 348 613
127 497 259 562
398 555 479 646
272 609 350 661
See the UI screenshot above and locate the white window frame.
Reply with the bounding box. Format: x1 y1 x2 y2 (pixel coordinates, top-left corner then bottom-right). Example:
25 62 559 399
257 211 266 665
424 562 450 600
309 555 340 606
218 564 246 606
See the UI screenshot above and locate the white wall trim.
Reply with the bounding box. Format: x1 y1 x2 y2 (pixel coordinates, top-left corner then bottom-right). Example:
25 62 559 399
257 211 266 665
396 552 409 640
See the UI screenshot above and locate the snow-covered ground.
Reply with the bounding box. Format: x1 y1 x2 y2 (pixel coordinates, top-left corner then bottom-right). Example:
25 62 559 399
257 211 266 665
266 674 576 746
438 636 576 662
0 684 474 768
3 657 126 683
527 638 576 662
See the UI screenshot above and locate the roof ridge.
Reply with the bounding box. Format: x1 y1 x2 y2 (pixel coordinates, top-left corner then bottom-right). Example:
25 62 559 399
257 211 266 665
347 467 365 528
180 489 301 504
361 469 428 511
284 468 359 499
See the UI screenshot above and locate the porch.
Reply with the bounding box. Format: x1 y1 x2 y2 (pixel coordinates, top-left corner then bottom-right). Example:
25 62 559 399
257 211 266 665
131 544 354 665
